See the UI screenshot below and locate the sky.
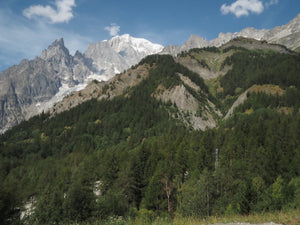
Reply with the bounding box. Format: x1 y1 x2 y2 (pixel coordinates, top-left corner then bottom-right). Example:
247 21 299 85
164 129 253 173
0 0 299 72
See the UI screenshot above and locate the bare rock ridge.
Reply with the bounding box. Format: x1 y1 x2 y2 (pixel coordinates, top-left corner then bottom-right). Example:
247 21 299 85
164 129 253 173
0 35 163 133
181 35 209 52
161 13 300 55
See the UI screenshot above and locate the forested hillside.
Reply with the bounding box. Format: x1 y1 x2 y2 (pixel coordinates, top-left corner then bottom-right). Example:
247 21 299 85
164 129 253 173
1 45 300 224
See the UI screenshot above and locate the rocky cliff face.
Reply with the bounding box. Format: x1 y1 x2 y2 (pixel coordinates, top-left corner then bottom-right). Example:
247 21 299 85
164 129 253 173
0 56 62 132
263 14 300 50
0 35 163 133
155 80 220 131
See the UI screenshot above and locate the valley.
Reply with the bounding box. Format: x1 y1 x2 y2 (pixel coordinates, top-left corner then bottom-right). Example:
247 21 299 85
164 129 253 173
0 13 300 225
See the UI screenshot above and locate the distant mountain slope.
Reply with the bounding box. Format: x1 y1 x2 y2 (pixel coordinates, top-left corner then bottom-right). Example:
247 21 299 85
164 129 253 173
1 43 300 224
49 39 300 130
50 54 221 131
161 13 300 55
0 35 163 133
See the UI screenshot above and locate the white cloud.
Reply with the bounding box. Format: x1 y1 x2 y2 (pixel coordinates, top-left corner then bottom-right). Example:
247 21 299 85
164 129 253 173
0 9 92 71
265 0 279 8
221 0 264 17
105 23 120 36
23 0 76 23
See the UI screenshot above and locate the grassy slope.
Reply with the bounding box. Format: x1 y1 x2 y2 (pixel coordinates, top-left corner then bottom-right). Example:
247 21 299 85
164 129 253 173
68 208 300 225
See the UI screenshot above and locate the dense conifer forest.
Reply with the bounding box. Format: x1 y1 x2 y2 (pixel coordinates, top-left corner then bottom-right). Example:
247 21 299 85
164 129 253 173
0 47 300 224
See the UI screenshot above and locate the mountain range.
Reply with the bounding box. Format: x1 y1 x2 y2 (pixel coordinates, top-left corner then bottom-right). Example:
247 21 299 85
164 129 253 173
161 13 300 55
0 13 300 133
0 35 163 133
1 33 300 224
49 36 297 131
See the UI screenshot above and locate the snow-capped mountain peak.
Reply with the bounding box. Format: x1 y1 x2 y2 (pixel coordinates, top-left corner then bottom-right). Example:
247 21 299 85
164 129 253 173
109 34 163 55
83 34 163 81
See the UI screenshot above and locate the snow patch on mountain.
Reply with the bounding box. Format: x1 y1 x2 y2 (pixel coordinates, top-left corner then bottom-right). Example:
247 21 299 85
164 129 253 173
36 82 87 113
109 34 164 55
84 34 163 81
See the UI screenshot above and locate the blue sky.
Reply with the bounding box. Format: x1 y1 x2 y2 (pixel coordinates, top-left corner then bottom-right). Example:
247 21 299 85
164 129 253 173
0 0 299 72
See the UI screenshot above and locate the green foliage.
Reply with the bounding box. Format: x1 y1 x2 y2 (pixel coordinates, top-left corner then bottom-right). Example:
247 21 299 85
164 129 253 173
96 189 129 219
178 169 214 217
1 50 300 224
0 188 18 225
143 171 165 212
190 47 220 54
288 177 300 208
250 176 267 212
270 176 286 210
222 45 246 53
136 208 156 223
179 47 220 58
63 182 96 222
32 186 64 224
220 50 300 96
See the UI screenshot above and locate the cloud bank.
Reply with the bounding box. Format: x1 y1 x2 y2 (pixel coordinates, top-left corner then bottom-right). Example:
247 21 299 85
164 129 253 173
23 0 76 23
221 0 264 17
105 23 120 36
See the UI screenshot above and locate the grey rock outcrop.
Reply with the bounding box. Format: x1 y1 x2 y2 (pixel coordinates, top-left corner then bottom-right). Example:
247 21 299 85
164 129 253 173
263 14 300 50
159 44 180 56
156 84 218 131
0 40 68 133
180 35 209 51
161 35 209 56
0 35 163 133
